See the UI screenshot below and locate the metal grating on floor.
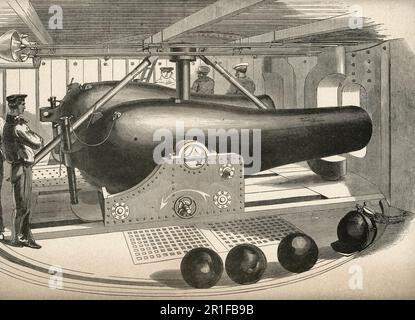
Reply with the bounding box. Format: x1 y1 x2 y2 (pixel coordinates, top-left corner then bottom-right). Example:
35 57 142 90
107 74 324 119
124 226 215 265
32 166 89 189
123 216 302 264
208 216 301 250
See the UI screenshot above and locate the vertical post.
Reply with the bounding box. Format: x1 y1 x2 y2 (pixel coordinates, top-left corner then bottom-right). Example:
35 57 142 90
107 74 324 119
60 116 78 205
380 42 391 203
175 60 183 101
48 96 60 154
35 67 40 133
170 48 195 102
182 60 191 100
335 46 346 75
98 58 102 82
65 59 69 88
2 69 6 116
175 59 191 101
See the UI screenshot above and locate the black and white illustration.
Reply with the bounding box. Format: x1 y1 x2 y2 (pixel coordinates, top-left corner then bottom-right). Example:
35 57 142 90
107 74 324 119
0 0 414 299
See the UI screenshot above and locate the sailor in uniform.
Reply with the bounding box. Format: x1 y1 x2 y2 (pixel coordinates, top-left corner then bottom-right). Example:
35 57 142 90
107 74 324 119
226 62 256 95
156 66 176 88
3 94 43 249
191 65 215 94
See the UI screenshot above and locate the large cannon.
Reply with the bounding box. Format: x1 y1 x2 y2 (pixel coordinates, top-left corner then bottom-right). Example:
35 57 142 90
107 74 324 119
41 81 371 194
37 54 372 203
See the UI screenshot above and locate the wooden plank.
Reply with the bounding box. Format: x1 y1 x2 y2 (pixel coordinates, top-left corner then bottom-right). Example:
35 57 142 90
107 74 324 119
6 69 19 95
245 193 385 213
51 59 67 99
83 59 99 83
246 170 275 176
68 59 84 84
100 59 113 81
245 187 320 203
245 184 304 194
234 16 369 43
7 0 53 44
113 59 127 80
0 63 36 69
245 193 325 207
145 0 268 43
19 68 36 115
245 175 289 186
269 167 310 174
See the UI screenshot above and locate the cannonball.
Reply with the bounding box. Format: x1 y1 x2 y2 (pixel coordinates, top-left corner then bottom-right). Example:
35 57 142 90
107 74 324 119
180 247 223 289
225 244 267 285
277 233 319 273
338 211 369 248
332 210 377 254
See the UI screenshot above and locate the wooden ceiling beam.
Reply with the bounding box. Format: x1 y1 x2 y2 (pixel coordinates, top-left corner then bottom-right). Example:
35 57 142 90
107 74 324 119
144 0 269 43
233 15 370 43
7 0 53 44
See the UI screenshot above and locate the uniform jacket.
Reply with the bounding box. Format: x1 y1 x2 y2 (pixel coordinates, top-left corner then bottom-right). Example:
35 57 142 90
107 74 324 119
156 77 176 88
226 76 256 95
191 76 215 94
3 114 43 165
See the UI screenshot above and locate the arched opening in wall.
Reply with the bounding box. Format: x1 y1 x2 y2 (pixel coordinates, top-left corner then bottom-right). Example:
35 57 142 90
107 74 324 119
316 74 345 108
341 83 367 158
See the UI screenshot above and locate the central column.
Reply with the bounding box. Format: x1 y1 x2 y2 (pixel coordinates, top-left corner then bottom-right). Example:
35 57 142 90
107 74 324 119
170 47 196 102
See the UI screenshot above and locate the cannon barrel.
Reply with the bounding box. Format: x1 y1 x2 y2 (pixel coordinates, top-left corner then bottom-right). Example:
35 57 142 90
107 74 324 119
69 99 372 194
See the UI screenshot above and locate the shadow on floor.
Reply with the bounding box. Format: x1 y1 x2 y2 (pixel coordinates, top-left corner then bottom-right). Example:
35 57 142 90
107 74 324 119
359 212 414 258
150 269 190 289
150 261 296 289
319 245 343 261
150 243 347 289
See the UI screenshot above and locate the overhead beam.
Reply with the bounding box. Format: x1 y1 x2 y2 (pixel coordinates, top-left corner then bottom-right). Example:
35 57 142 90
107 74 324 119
8 0 53 44
234 16 371 43
145 0 268 43
35 45 323 58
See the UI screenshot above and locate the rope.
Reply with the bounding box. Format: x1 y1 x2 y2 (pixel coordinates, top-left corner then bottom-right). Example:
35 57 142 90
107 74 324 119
70 112 121 147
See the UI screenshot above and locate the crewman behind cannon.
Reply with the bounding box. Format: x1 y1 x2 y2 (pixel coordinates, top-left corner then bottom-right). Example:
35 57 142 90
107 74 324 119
226 62 256 95
191 65 215 94
3 94 43 249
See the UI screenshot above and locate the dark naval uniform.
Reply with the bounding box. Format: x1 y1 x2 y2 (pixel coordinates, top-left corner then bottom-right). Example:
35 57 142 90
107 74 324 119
226 76 256 95
3 114 43 245
191 76 215 94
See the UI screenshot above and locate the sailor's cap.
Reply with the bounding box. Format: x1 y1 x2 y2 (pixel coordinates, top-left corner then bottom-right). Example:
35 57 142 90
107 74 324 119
233 62 249 72
197 65 211 74
6 94 27 104
160 66 174 72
